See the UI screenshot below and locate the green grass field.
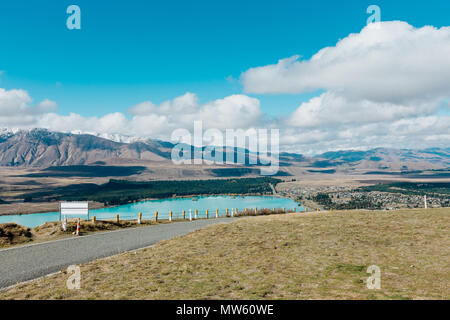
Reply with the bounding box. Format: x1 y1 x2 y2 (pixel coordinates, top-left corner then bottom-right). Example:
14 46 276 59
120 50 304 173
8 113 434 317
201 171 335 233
1 208 448 300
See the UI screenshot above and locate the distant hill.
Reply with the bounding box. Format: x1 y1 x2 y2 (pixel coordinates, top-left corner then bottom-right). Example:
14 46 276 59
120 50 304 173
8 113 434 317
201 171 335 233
314 148 450 171
317 147 450 163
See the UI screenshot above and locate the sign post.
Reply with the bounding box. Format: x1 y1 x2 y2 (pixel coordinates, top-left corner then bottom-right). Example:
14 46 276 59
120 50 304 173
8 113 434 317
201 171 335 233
59 201 89 221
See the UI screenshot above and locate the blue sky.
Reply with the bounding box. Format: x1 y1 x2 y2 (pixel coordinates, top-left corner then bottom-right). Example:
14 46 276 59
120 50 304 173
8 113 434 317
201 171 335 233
0 0 449 118
0 0 449 154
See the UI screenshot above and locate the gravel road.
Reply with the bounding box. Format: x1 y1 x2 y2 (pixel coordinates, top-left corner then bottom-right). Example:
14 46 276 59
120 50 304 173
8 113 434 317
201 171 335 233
0 218 236 289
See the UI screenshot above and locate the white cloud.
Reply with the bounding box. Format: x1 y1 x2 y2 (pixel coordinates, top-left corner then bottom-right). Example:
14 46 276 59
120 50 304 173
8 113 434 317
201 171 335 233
286 91 440 128
0 88 58 126
29 92 263 141
242 21 450 104
0 85 448 154
33 99 58 114
238 21 450 153
0 88 31 116
129 92 199 116
127 92 263 135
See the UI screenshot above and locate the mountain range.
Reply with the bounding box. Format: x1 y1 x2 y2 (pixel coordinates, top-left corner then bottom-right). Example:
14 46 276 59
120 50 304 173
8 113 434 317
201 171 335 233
0 128 449 171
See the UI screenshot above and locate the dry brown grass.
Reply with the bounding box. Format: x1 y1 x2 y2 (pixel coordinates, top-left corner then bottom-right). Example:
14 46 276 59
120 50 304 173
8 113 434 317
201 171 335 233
0 219 166 249
1 208 449 300
0 223 33 247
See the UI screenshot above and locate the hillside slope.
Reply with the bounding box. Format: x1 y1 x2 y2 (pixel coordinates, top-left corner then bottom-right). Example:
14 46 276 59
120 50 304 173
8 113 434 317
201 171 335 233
0 129 171 166
1 208 448 300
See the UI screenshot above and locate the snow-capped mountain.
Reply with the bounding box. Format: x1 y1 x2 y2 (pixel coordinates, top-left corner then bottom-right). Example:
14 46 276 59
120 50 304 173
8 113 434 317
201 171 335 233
0 128 173 166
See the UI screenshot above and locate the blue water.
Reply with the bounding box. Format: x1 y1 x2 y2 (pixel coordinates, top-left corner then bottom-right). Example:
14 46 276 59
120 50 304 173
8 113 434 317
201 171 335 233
0 195 302 228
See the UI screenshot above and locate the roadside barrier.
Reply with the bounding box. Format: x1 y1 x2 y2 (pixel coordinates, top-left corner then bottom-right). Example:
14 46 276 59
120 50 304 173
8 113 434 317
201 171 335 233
88 206 297 225
73 218 81 236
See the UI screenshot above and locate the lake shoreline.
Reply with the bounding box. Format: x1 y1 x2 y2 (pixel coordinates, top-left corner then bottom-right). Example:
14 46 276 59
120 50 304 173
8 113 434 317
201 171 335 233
1 195 301 228
0 193 295 217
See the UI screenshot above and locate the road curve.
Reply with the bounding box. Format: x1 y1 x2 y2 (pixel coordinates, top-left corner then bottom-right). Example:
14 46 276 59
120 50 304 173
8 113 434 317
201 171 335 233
0 218 236 289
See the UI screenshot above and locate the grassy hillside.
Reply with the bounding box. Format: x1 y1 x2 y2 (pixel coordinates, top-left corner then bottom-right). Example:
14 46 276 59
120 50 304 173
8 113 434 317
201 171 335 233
1 208 448 300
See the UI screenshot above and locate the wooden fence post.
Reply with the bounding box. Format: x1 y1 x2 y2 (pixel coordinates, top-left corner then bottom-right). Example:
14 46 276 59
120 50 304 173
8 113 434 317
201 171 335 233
155 211 158 221
115 214 119 223
206 209 209 219
182 210 185 219
92 216 96 223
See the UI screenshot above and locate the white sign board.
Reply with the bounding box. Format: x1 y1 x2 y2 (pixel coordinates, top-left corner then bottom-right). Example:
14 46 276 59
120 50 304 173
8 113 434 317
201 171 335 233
60 201 89 220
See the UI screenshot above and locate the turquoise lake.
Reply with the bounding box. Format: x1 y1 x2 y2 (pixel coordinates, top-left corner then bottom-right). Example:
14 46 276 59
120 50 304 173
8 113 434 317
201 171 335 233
0 195 302 228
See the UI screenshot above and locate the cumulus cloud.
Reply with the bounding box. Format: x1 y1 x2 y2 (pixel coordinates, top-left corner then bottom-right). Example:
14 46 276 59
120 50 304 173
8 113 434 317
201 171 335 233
2 90 264 142
126 92 263 135
286 91 440 128
0 88 58 126
37 112 129 135
238 21 450 153
241 21 450 103
0 85 448 154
